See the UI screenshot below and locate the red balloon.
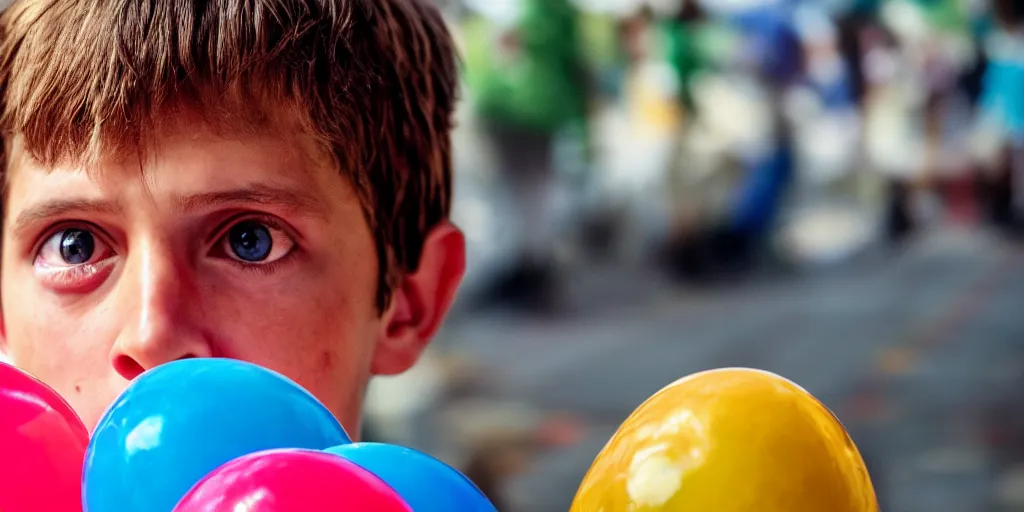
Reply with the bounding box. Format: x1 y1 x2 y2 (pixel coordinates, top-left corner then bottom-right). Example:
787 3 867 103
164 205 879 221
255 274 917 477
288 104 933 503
0 362 89 512
173 449 412 512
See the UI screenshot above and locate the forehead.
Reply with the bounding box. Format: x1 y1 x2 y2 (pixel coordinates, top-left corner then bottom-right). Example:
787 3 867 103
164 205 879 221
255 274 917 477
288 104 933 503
2 116 349 222
9 100 333 174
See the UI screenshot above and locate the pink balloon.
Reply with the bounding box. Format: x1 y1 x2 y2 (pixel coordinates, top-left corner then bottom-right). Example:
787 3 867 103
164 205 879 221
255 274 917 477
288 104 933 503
0 362 89 512
173 449 413 512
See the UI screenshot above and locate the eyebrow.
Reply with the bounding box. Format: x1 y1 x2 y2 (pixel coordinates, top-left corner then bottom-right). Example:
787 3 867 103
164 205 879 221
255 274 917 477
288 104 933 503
171 184 328 217
10 184 328 237
11 199 122 237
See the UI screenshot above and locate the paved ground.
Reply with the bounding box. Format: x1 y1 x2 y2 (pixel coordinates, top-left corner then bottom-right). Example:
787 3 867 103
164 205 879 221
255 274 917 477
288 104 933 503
440 227 1024 511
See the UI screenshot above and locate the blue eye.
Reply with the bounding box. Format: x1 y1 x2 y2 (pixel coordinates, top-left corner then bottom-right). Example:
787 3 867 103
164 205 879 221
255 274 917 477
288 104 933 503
215 219 295 267
227 221 273 262
60 229 96 264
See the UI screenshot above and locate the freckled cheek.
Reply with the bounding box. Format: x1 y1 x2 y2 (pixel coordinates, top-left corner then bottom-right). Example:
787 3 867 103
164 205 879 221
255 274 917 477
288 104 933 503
208 301 370 422
4 301 122 426
203 291 368 383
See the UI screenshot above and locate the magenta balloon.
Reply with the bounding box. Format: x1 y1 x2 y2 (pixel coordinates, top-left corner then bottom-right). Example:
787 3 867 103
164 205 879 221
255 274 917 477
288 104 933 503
0 362 89 512
173 449 412 512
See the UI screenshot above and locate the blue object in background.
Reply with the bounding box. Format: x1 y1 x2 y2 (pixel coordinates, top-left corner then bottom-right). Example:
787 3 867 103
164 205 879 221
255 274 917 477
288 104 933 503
980 59 1024 143
729 3 805 86
83 358 351 512
729 140 796 238
806 60 858 111
326 442 499 512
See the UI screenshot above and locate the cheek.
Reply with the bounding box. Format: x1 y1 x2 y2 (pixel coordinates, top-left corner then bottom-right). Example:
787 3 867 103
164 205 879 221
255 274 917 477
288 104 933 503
201 268 379 418
5 290 103 367
1 286 124 428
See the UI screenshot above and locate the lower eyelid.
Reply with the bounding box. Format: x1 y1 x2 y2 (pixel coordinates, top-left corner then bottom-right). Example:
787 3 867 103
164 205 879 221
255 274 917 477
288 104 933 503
34 258 117 289
35 254 116 271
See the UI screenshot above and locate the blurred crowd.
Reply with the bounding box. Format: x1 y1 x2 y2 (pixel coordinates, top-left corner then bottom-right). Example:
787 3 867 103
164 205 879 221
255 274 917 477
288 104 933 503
364 0 1024 508
442 0 1024 304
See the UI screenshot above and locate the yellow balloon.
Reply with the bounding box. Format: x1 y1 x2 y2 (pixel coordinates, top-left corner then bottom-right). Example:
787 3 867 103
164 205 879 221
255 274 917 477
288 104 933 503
570 368 879 512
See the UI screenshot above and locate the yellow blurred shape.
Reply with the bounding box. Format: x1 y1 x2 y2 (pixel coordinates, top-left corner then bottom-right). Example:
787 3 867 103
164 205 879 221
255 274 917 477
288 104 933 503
570 368 880 512
626 64 683 135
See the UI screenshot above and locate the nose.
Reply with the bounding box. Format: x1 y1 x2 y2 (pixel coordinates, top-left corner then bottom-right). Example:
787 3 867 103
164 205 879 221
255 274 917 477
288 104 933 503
110 239 212 380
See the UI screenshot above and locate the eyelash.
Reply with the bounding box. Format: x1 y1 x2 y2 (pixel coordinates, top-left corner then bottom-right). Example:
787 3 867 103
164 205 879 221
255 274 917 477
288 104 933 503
219 252 295 277
209 214 300 275
33 222 115 260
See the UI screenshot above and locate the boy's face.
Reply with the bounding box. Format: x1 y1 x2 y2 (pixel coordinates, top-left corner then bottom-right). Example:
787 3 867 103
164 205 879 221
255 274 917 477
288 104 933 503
0 118 458 434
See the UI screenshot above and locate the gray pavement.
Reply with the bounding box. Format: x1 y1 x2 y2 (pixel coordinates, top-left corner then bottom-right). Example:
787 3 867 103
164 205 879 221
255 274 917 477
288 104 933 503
440 228 1024 511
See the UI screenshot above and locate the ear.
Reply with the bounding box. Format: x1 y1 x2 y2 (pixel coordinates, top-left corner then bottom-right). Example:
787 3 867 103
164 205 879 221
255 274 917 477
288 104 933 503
371 221 466 376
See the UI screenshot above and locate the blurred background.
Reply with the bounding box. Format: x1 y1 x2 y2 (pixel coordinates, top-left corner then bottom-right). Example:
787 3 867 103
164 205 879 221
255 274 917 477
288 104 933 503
359 0 1024 510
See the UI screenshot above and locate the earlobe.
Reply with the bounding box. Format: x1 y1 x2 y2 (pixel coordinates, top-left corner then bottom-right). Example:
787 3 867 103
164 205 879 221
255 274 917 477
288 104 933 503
371 221 466 376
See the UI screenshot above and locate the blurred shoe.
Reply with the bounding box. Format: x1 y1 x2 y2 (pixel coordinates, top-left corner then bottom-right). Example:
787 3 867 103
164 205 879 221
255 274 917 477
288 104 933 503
473 255 565 314
884 180 915 244
659 227 718 284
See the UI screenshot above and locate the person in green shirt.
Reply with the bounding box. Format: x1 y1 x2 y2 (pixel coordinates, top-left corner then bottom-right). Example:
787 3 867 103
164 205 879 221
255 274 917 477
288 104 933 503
470 0 589 136
463 0 593 307
976 0 1024 232
658 0 709 115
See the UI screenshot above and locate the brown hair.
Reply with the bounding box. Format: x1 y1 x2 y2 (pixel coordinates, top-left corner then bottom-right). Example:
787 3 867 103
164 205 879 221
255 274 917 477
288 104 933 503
0 0 460 311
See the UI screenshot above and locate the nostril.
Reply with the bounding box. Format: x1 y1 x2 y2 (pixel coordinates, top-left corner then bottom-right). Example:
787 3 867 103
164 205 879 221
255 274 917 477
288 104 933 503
112 354 146 381
113 353 203 381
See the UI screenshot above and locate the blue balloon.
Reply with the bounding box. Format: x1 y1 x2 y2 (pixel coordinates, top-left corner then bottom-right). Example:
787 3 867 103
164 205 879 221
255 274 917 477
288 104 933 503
84 358 350 512
325 442 497 512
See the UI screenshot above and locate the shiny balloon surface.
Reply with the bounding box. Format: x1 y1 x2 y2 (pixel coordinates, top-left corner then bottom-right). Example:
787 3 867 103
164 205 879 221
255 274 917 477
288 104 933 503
0 362 89 512
173 449 412 512
327 442 498 512
571 368 879 512
84 358 350 512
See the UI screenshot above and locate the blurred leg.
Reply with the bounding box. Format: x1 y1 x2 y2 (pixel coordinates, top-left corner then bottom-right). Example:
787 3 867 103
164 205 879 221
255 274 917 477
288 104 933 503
988 144 1018 232
486 122 556 255
1011 141 1024 222
479 121 561 307
885 178 913 243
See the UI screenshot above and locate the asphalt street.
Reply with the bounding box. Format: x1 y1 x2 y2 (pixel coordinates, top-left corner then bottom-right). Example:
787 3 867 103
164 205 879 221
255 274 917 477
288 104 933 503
442 227 1024 512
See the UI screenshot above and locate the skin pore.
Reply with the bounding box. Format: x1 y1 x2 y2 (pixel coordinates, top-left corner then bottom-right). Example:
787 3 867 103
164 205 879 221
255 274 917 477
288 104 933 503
0 116 466 435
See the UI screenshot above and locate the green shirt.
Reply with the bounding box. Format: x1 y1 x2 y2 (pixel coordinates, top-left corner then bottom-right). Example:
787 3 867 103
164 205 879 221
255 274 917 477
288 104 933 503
463 0 589 134
912 0 971 34
658 18 706 110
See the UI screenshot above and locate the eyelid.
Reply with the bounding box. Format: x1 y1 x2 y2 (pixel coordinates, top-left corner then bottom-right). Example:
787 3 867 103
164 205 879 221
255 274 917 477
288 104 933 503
30 222 118 259
207 213 300 247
